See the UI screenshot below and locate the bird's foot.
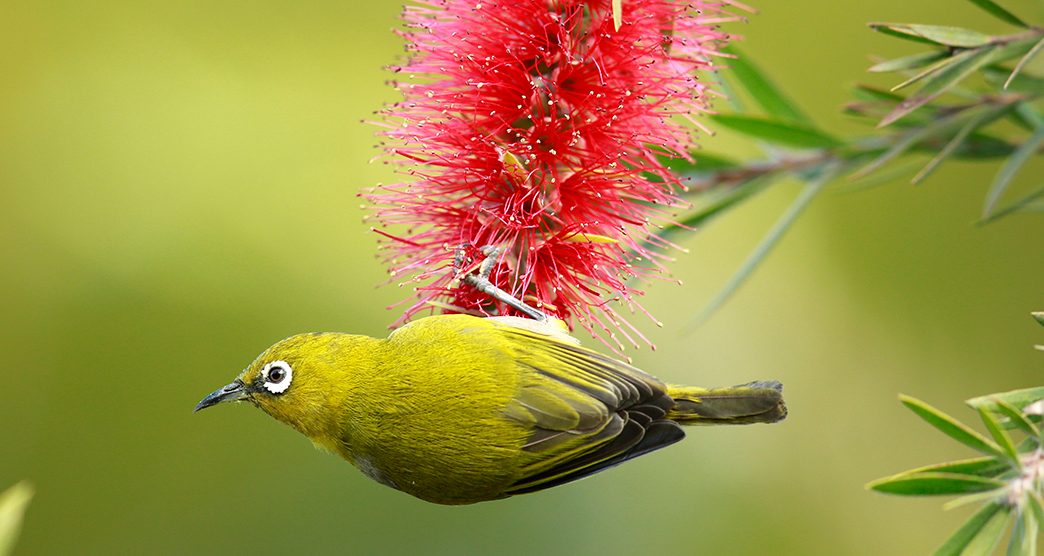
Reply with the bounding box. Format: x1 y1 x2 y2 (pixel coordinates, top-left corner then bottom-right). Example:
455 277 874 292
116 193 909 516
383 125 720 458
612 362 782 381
452 244 549 322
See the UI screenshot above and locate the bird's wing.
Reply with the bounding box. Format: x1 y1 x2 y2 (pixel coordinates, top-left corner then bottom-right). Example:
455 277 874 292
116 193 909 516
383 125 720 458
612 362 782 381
490 321 685 495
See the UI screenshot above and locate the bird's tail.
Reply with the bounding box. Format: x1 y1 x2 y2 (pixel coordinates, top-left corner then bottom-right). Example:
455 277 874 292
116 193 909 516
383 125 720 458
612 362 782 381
666 381 787 425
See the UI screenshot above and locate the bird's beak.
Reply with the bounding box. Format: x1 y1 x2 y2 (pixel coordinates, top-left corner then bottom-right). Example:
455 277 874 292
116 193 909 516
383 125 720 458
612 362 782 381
194 379 250 412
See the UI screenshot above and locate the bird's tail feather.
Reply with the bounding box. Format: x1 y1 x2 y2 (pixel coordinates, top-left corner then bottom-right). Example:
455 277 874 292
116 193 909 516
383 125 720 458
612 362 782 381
666 380 787 425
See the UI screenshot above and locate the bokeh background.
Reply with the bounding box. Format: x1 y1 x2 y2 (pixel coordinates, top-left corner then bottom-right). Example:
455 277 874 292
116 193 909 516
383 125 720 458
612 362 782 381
3 1 1043 554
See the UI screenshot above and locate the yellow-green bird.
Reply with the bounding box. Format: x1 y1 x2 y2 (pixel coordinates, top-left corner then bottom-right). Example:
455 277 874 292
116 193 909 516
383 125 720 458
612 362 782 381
195 314 786 505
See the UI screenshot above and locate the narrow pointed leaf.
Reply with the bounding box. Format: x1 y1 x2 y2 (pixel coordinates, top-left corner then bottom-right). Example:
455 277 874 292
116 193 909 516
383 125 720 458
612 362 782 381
978 406 1021 466
708 63 745 113
868 472 1005 495
722 45 814 126
979 185 1044 224
983 36 1042 64
883 456 1010 479
856 105 991 179
944 489 1011 511
709 115 842 149
871 24 946 46
852 84 906 103
993 399 1039 437
912 110 995 184
948 133 1017 159
1029 492 1044 530
1008 514 1025 556
988 62 1044 93
612 0 622 31
1009 510 1037 556
854 128 934 179
0 482 33 556
879 47 995 127
900 395 1005 458
841 159 920 193
685 169 832 331
1024 511 1039 556
1010 102 1044 131
890 50 979 93
965 0 1028 27
882 37 1035 128
869 23 992 48
1005 37 1044 89
983 124 1044 218
934 503 1007 556
676 178 770 229
968 387 1044 412
664 152 739 174
870 50 949 73
1033 312 1044 327
961 504 1011 555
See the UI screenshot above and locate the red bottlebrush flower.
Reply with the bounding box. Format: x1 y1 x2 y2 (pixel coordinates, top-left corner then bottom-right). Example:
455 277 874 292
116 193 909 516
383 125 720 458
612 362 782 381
367 0 738 350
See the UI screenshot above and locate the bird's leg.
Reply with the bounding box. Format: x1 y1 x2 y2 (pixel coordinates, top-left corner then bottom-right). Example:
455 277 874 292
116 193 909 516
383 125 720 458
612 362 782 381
455 245 549 322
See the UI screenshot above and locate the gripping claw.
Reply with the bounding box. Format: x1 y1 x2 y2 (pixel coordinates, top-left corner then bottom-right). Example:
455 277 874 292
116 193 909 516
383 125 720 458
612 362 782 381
453 245 549 322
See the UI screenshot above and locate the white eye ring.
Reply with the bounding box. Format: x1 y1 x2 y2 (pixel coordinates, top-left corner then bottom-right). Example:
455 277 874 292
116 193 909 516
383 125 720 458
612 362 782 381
261 360 293 394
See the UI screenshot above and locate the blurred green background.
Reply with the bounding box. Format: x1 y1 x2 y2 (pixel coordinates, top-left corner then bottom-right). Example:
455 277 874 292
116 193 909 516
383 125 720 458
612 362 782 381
2 1 1042 554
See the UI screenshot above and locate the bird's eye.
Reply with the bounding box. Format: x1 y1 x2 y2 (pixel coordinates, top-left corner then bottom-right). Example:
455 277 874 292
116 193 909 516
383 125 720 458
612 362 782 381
261 360 293 394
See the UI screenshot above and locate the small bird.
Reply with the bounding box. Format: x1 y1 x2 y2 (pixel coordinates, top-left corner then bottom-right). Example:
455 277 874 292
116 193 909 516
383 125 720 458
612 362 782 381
196 314 786 504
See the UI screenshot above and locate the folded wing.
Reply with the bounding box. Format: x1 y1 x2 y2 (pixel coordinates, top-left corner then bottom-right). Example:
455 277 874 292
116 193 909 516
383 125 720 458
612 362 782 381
494 323 685 494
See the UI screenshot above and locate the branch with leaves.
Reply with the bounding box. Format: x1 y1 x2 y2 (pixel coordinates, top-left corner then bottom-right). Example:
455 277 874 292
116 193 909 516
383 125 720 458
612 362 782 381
866 313 1044 555
659 0 1043 321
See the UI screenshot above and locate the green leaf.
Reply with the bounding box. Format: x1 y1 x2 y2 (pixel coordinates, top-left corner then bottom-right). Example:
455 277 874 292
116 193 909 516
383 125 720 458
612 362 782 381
662 152 738 175
900 395 1005 458
948 133 1017 160
1029 492 1044 531
985 61 1044 93
879 47 996 127
1011 103 1044 131
993 399 1040 437
968 387 1044 412
868 472 1006 495
912 109 999 184
869 23 993 48
890 50 981 93
945 489 1012 511
885 456 1010 479
841 159 920 193
962 504 1012 555
611 0 622 31
0 482 33 556
709 114 843 149
964 0 1028 28
851 84 906 104
978 185 1044 224
1008 509 1037 556
977 406 1021 466
934 503 1008 556
676 178 770 230
1022 510 1039 556
721 45 814 127
1033 312 1044 327
684 168 834 331
983 124 1044 219
1005 37 1044 89
708 63 745 113
869 50 949 73
871 24 948 46
856 104 994 179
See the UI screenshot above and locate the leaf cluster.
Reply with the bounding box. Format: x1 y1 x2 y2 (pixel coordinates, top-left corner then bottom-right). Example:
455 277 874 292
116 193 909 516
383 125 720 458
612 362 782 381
661 0 1043 324
867 314 1044 555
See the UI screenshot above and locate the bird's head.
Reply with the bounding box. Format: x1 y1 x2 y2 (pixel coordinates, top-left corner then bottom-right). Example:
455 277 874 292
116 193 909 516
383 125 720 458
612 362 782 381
194 333 367 438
